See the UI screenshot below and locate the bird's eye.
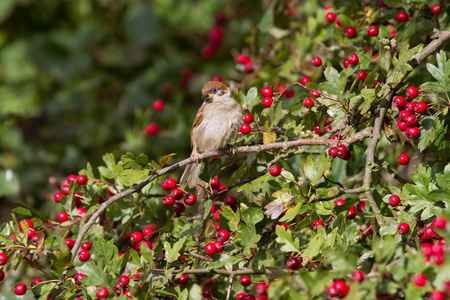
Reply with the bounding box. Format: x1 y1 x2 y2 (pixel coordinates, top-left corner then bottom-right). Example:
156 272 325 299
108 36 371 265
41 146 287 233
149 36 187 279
212 88 217 93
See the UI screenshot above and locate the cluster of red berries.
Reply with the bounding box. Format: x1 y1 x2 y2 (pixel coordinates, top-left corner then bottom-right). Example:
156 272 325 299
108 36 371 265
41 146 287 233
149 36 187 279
328 143 351 161
313 117 333 135
237 53 253 73
235 280 268 300
276 84 295 98
394 86 426 139
54 174 88 219
161 178 197 214
286 256 302 271
241 112 254 134
326 279 350 298
201 12 227 58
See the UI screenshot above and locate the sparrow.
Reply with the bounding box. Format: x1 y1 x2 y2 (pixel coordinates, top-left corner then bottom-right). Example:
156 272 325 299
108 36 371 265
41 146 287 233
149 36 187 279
180 81 242 188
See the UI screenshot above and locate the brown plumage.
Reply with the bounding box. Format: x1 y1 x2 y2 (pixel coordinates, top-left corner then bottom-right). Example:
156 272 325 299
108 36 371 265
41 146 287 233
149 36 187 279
180 81 242 188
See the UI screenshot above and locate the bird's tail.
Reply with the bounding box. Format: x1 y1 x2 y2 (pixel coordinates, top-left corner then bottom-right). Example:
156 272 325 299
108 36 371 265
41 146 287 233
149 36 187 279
180 162 202 189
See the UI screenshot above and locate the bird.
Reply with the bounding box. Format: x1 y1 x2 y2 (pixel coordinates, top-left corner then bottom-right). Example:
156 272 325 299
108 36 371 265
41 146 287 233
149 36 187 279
180 81 242 188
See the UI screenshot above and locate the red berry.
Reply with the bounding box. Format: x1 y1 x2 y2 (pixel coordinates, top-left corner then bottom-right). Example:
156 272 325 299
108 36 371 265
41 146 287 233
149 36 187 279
96 287 109 298
312 56 322 67
405 101 416 113
153 99 165 111
0 253 7 265
81 242 92 250
19 219 33 231
405 114 418 126
414 274 427 287
389 195 401 207
350 270 365 283
15 283 26 295
397 222 410 234
218 230 230 242
345 26 357 38
343 59 350 68
406 86 419 99
213 76 223 82
77 207 87 218
326 12 336 22
346 206 357 219
328 147 338 157
311 220 324 231
367 25 379 36
272 222 288 231
335 199 345 206
173 202 185 214
65 239 75 248
162 195 175 206
145 123 159 136
269 165 282 176
177 274 188 285
434 217 447 230
430 290 446 300
54 192 64 203
431 3 442 14
202 289 213 298
262 97 273 108
58 211 69 222
398 153 410 165
405 127 420 139
336 144 348 158
310 88 320 98
333 280 350 297
213 209 222 222
286 257 301 270
241 276 252 286
76 175 87 185
301 76 311 85
394 96 406 110
118 275 130 288
240 123 252 134
348 53 359 65
162 178 177 190
303 97 314 108
397 120 408 131
225 196 237 206
78 250 90 262
170 188 184 200
67 174 77 183
396 11 409 22
184 193 197 206
357 71 368 81
261 87 273 97
0 270 4 281
314 125 323 135
416 101 427 114
237 54 250 64
243 113 253 123
205 242 216 256
143 227 153 238
131 231 143 243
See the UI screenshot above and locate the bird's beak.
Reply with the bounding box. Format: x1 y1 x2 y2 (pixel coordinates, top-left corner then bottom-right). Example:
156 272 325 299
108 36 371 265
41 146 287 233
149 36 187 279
202 93 213 100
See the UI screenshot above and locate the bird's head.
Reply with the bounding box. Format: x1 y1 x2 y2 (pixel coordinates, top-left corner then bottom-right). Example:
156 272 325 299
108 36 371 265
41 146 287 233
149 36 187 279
201 81 231 102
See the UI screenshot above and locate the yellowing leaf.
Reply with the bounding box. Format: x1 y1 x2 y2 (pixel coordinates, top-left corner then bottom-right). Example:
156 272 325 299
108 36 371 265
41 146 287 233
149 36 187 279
263 131 276 144
159 153 176 168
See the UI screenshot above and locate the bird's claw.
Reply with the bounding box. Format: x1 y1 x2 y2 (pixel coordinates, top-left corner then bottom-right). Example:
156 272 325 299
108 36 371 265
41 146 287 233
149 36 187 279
227 145 237 156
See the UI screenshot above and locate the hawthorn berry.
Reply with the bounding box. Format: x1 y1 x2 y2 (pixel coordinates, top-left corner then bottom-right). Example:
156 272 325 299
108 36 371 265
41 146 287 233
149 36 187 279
179 274 188 285
81 242 92 250
240 123 251 134
343 59 350 68
396 11 409 22
65 239 75 249
237 293 247 300
406 101 416 113
357 71 368 81
413 274 427 287
78 250 90 262
346 206 357 219
67 174 77 183
240 275 252 287
261 87 273 97
58 211 68 222
405 127 420 139
225 196 237 206
162 195 175 206
173 202 185 214
336 144 348 158
162 178 177 190
434 217 447 230
397 222 410 234
430 290 446 300
153 99 165 111
184 193 197 205
405 114 418 126
394 96 406 109
328 147 338 157
243 113 253 123
301 76 311 85
406 86 419 98
205 242 216 256
256 282 267 294
119 275 130 288
326 12 336 22
218 229 230 242
0 270 4 281
31 278 42 287
314 125 323 135
203 289 213 298
398 153 410 165
213 209 222 221
312 56 322 67
145 123 159 136
311 220 324 231
335 199 345 206
237 54 250 64
350 270 365 283
431 3 442 14
15 283 27 295
143 227 153 238
367 25 379 36
345 26 357 38
286 257 301 270
399 110 410 122
303 97 314 108
77 175 87 185
348 53 359 65
131 232 143 243
77 207 87 217
0 253 7 265
262 97 273 107
389 195 401 207
19 219 33 231
269 165 281 176
416 101 427 114
96 287 109 298
170 188 184 200
54 192 64 203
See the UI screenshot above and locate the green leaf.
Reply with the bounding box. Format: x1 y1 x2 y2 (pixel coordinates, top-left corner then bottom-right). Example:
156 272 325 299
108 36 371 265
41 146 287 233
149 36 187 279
279 203 301 223
119 169 149 186
76 261 108 286
380 225 397 236
93 238 115 264
304 154 331 186
122 152 149 170
123 3 159 46
242 207 264 226
300 270 331 297
359 88 376 114
275 226 300 253
239 224 261 253
164 237 186 263
242 87 259 106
